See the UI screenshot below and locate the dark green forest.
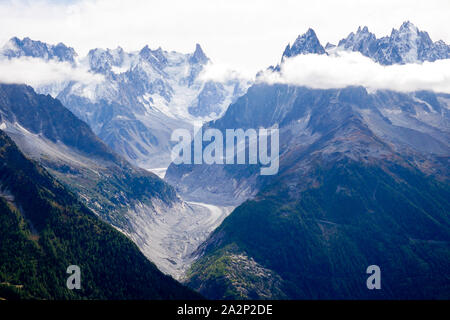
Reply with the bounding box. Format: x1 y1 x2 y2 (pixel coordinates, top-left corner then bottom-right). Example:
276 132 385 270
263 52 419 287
187 161 450 299
0 130 200 300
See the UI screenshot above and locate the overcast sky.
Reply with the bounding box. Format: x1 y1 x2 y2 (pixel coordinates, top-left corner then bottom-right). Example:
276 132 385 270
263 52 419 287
0 0 449 75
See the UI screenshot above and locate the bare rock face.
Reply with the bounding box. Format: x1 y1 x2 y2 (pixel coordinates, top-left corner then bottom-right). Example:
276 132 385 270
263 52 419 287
337 21 450 65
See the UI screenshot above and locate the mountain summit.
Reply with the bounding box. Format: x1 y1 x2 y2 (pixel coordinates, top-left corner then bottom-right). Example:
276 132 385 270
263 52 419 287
190 43 209 65
282 28 326 59
337 21 450 64
1 37 77 64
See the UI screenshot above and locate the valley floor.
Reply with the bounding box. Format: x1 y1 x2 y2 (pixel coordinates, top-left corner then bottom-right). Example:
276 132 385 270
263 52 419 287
129 168 235 280
145 201 233 280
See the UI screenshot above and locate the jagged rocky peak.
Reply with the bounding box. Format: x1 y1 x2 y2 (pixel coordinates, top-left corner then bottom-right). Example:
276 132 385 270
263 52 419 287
348 25 374 40
389 21 437 63
282 28 326 59
0 36 77 63
393 20 421 38
386 21 450 63
337 25 377 54
391 21 427 45
338 21 450 64
87 46 130 73
359 25 369 33
190 43 209 65
139 44 168 69
325 42 336 50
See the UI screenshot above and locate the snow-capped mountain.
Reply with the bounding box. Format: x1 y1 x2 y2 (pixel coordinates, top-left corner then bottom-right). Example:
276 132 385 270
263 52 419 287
167 21 450 205
1 36 77 64
265 28 327 72
282 28 326 59
0 38 249 168
279 21 450 66
336 21 450 64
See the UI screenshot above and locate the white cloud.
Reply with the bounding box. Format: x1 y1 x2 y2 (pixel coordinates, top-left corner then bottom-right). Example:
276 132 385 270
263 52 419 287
0 56 104 88
258 51 450 93
198 62 254 83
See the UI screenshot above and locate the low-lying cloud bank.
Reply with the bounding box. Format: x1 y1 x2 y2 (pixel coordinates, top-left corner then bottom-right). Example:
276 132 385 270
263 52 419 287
258 51 450 94
0 56 104 88
1 51 449 94
198 61 254 84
